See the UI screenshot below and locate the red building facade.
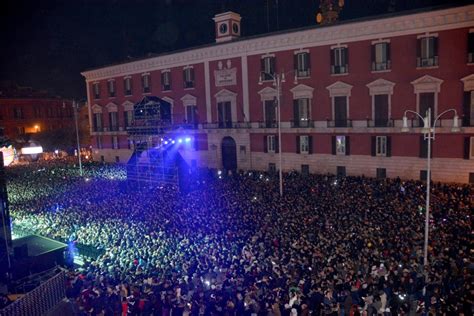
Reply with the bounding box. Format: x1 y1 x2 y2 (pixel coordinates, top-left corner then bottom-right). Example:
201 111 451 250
81 5 474 183
0 96 74 140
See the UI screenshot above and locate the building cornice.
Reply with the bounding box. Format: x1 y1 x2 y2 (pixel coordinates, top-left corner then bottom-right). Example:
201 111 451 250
81 5 474 82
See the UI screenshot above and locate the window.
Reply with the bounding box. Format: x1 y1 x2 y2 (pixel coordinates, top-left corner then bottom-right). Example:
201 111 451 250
264 100 277 128
16 126 25 135
373 94 389 127
334 96 348 127
376 136 387 156
295 52 310 77
417 36 438 67
297 135 311 154
93 83 100 99
465 137 474 159
183 67 194 89
112 136 119 149
124 110 133 128
332 135 350 156
293 99 310 127
128 139 134 150
162 71 171 91
301 164 309 176
217 101 232 128
13 108 23 119
337 166 346 177
419 92 435 126
420 170 430 181
108 80 116 97
331 47 348 74
376 168 386 179
371 42 391 71
185 105 197 126
260 56 275 80
109 112 118 131
124 77 132 95
115 156 120 163
34 107 41 118
469 32 474 63
372 136 391 157
268 163 276 173
100 155 105 162
93 113 102 132
141 74 150 93
265 135 276 153
96 136 102 149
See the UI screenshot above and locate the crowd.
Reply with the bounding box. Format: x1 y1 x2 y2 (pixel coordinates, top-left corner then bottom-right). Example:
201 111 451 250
7 160 473 315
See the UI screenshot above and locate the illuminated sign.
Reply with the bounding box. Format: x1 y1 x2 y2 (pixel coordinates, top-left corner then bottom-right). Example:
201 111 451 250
0 146 15 166
21 146 43 155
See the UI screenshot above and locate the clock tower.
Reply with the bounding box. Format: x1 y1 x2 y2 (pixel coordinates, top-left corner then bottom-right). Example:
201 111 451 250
213 11 241 43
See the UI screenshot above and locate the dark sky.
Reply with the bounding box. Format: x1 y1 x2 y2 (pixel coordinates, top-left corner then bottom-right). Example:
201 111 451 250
0 0 469 99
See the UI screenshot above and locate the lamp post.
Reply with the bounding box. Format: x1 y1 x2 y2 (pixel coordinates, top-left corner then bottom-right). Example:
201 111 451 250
73 100 83 177
401 107 459 273
259 71 298 197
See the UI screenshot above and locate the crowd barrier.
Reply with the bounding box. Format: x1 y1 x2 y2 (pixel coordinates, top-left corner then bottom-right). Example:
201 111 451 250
0 270 66 316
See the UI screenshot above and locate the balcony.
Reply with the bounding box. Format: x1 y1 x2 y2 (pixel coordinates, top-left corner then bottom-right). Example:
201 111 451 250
371 61 391 71
203 121 250 129
327 119 352 128
184 81 194 89
258 121 278 128
93 126 102 132
109 125 119 132
290 119 314 128
331 65 348 75
296 69 311 78
366 119 394 128
417 56 438 68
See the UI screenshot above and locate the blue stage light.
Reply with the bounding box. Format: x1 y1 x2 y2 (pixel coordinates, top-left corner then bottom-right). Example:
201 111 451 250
164 141 168 145
171 140 176 144
185 137 191 142
178 139 183 143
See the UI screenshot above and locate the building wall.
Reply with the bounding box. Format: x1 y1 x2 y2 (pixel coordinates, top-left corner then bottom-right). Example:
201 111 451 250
82 5 474 183
0 98 75 140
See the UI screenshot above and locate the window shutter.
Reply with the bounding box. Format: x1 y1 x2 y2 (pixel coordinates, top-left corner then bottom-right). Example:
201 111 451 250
293 100 299 126
294 54 298 72
371 136 376 156
386 42 391 63
463 92 471 127
433 37 438 58
270 57 276 74
264 136 268 153
306 53 311 71
469 33 474 56
161 72 164 86
183 69 186 86
296 136 301 154
330 49 335 67
260 58 265 72
371 45 375 70
190 68 195 81
308 136 313 154
275 136 279 153
419 135 426 158
344 47 349 67
464 137 471 159
345 136 351 156
386 136 392 157
331 136 336 155
416 38 421 66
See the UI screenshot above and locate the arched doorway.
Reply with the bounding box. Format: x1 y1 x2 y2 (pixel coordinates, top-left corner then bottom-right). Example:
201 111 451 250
221 136 237 172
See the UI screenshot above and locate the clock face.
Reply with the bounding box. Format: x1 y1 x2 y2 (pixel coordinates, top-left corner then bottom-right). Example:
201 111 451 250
232 23 239 34
219 23 228 34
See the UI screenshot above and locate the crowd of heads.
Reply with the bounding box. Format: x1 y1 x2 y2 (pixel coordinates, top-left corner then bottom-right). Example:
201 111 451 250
7 160 473 315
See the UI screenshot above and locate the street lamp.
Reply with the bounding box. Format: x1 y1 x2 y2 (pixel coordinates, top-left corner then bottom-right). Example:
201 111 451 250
259 71 298 196
73 100 83 177
401 107 459 273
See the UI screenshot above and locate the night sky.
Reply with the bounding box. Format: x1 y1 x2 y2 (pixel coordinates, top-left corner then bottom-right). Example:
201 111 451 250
0 0 469 99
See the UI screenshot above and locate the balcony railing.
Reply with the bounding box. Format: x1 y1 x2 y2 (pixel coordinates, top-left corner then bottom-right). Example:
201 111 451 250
296 69 311 77
331 64 348 75
290 119 314 128
258 121 278 128
202 121 250 129
417 56 438 67
371 61 391 71
327 119 352 128
366 119 394 128
469 52 473 64
109 125 119 132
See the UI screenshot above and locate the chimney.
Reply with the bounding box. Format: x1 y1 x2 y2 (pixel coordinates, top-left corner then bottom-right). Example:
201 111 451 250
213 11 241 43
